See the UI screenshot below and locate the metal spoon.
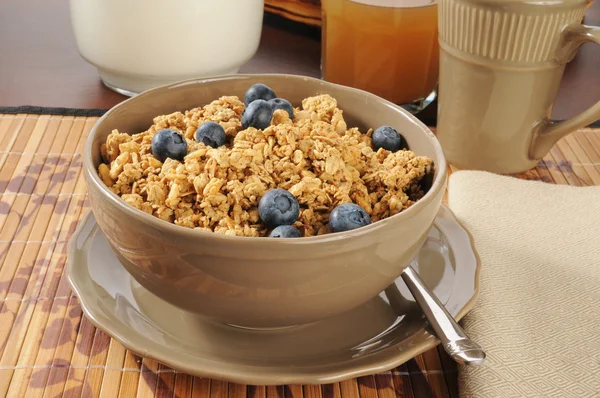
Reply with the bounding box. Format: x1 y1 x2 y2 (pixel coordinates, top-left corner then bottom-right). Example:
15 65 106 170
400 265 486 366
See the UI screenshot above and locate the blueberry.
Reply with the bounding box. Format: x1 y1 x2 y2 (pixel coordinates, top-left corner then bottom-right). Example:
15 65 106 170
151 128 188 162
268 98 294 119
244 83 277 106
258 189 300 228
195 122 226 148
242 99 274 130
329 203 371 233
269 225 301 238
372 126 406 152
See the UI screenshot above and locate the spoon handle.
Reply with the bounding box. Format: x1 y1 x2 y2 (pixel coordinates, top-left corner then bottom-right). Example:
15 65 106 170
401 265 486 366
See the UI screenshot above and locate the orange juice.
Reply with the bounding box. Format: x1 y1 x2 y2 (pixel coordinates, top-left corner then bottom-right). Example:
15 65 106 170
321 0 439 106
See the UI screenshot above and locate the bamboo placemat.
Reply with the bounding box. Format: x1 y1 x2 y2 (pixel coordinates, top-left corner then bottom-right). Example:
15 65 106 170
265 0 322 27
0 112 599 398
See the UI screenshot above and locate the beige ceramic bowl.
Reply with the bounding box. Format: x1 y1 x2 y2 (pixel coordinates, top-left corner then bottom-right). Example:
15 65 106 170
84 74 447 328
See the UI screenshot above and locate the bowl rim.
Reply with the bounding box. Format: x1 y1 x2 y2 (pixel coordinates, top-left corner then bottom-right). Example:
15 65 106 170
84 73 447 243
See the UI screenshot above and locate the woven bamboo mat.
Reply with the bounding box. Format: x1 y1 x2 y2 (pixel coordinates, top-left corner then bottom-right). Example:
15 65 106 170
0 113 599 398
265 0 322 27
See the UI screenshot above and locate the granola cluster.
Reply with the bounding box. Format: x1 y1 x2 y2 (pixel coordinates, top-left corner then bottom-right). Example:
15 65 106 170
98 94 433 237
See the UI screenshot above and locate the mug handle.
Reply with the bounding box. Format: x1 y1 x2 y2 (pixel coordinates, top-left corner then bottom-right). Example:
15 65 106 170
530 24 600 160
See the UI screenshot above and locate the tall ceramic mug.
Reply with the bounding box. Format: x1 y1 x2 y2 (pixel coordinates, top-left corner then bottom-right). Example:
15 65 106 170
436 0 600 174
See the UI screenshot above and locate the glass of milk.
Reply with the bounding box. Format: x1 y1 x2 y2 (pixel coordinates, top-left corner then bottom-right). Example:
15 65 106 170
70 0 265 96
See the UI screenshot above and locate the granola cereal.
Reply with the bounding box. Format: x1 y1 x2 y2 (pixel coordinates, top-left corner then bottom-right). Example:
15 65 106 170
98 93 434 237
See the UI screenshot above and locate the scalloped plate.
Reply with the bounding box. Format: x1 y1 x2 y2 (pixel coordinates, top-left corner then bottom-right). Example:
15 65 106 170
67 205 479 385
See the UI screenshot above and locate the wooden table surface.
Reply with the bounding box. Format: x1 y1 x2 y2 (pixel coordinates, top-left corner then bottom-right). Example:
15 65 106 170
0 0 599 122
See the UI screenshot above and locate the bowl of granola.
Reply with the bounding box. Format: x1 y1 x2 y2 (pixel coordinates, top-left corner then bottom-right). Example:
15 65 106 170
83 74 447 328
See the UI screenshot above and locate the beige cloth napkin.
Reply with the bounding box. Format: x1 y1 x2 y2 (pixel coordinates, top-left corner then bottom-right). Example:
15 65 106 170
447 171 600 398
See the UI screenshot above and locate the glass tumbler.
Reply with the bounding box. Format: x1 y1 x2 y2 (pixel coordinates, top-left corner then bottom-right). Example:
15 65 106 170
321 0 439 113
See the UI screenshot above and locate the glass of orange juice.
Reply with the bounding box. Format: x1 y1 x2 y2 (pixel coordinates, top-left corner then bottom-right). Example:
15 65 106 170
321 0 439 113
